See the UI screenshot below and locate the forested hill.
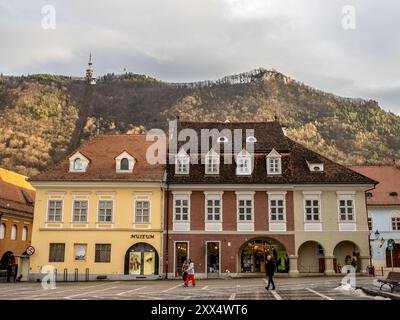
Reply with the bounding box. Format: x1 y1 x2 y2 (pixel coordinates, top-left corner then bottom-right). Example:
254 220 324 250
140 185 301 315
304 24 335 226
0 69 399 176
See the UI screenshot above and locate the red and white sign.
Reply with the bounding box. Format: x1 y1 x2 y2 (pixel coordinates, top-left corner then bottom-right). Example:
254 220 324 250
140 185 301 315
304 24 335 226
26 246 35 256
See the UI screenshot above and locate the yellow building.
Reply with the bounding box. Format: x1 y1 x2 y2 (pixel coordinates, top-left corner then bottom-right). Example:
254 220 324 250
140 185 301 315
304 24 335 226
28 135 165 280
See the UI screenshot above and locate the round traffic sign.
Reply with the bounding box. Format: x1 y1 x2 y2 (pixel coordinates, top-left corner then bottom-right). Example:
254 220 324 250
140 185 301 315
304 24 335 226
26 246 35 256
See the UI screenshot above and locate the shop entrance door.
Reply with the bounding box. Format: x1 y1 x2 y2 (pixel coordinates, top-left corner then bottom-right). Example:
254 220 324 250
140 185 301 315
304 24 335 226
125 243 159 276
206 242 220 278
175 242 188 277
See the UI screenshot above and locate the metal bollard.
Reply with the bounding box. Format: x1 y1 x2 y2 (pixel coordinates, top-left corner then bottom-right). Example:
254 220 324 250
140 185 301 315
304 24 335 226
74 268 78 282
54 268 58 282
85 268 89 281
63 268 68 282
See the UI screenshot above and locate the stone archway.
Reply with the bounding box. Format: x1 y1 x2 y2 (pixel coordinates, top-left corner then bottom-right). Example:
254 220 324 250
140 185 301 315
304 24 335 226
239 237 288 273
297 241 325 273
333 241 360 273
0 251 15 268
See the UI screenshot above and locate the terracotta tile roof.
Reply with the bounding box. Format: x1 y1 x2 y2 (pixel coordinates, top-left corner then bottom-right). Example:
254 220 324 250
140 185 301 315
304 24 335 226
350 165 400 206
30 135 165 182
167 121 377 185
0 170 35 215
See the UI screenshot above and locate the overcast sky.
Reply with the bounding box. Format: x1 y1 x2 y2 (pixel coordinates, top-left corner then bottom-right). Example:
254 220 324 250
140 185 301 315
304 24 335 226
0 0 399 113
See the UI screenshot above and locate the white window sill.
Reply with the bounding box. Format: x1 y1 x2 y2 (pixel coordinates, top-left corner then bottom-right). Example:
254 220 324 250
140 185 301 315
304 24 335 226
269 222 287 232
304 222 322 231
338 222 356 231
173 222 190 231
237 222 254 231
205 221 222 231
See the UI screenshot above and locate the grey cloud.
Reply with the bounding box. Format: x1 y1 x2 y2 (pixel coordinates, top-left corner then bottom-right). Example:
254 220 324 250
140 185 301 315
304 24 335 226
0 0 399 113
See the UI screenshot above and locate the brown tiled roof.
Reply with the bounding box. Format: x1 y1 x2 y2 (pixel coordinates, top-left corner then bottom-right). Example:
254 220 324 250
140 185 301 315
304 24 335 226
0 178 35 215
167 121 377 185
350 165 400 205
176 120 289 152
30 135 165 182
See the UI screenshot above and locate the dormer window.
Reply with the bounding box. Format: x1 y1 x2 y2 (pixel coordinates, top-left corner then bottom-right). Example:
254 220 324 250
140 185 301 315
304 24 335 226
306 160 324 172
205 149 219 174
120 158 129 171
217 136 228 144
74 158 83 171
115 151 135 173
246 136 257 143
69 152 89 172
176 149 190 174
236 150 252 175
266 149 281 175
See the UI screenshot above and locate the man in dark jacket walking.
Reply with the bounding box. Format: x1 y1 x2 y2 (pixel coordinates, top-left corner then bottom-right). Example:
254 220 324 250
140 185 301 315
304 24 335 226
265 255 276 290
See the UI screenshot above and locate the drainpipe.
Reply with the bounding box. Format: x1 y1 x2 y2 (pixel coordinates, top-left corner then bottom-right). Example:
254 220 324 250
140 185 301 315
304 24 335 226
165 184 170 279
364 183 377 275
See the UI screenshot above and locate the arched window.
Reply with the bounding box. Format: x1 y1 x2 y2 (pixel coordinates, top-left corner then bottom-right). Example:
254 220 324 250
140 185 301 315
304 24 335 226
0 223 5 239
11 225 17 240
120 158 129 171
74 158 83 170
22 226 28 241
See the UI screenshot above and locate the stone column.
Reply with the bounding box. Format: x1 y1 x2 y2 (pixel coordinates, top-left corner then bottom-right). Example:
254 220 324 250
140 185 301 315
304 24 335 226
288 255 300 277
359 256 370 274
324 256 336 275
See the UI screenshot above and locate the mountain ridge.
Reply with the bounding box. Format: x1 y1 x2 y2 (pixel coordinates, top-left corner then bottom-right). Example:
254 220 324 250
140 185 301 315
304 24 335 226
0 68 399 176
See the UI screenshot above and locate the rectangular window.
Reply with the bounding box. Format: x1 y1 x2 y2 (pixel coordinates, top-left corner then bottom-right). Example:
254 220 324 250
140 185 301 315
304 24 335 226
98 200 113 222
206 197 222 221
368 217 373 231
174 197 189 221
237 157 251 175
339 199 354 221
47 200 63 222
73 200 88 222
49 243 65 262
305 199 320 221
269 196 285 221
238 198 253 221
135 200 150 223
95 244 111 263
206 157 219 174
392 217 400 231
268 158 281 174
176 157 189 174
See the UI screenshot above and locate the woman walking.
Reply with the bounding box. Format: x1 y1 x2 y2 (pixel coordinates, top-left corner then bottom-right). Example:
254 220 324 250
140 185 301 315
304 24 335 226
184 259 196 287
265 255 276 290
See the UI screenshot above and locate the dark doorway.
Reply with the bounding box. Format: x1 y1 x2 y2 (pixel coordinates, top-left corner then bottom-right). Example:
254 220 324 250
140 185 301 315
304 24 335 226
386 244 400 268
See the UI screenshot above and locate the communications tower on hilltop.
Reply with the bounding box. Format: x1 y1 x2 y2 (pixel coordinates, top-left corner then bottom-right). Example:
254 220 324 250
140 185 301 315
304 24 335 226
85 52 96 85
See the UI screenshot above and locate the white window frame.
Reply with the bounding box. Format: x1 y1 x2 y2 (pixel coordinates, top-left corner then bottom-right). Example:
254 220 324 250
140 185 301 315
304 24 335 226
0 223 5 239
303 192 321 222
266 149 282 175
236 192 254 222
205 149 220 175
72 199 89 223
236 150 252 175
268 192 286 222
135 200 151 224
10 224 17 240
172 192 191 232
47 199 64 223
236 192 255 231
97 199 114 223
175 150 190 175
22 226 28 241
391 211 400 231
204 192 223 222
337 192 356 222
115 151 135 173
69 151 89 172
